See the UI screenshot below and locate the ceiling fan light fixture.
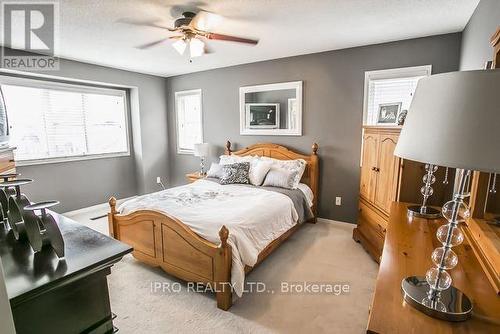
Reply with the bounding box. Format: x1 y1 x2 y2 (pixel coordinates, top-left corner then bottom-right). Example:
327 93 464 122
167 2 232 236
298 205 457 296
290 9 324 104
189 38 205 58
172 39 187 55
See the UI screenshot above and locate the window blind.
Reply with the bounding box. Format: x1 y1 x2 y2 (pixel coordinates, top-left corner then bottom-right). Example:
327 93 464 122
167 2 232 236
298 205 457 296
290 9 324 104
176 90 202 153
367 76 423 125
1 82 128 162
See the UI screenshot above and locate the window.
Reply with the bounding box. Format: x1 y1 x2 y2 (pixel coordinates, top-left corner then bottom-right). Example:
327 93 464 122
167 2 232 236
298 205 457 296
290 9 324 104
175 89 203 154
363 65 432 125
0 76 129 164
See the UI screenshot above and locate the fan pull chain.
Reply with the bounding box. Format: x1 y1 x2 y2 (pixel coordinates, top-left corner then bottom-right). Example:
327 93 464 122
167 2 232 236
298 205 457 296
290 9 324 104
490 173 497 194
443 167 449 185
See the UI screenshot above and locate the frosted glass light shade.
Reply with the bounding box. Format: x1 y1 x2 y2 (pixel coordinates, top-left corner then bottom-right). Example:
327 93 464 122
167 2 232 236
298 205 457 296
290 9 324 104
172 39 187 55
190 38 205 58
394 70 500 174
193 143 209 157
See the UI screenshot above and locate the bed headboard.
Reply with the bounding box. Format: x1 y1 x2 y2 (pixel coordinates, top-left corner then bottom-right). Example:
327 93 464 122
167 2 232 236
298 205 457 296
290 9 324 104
225 141 319 216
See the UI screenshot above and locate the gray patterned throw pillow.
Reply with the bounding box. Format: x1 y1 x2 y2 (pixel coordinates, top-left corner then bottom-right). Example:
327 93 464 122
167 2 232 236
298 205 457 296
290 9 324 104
220 162 250 184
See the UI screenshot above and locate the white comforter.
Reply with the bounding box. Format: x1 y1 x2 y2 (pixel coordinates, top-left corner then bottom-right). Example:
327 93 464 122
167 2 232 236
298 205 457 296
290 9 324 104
118 179 299 297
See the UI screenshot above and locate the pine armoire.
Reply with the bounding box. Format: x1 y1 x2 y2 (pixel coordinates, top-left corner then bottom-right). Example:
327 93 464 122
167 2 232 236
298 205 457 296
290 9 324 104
353 126 454 263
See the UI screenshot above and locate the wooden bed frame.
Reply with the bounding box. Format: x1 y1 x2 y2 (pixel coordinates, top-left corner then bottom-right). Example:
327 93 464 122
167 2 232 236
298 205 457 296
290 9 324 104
108 141 319 310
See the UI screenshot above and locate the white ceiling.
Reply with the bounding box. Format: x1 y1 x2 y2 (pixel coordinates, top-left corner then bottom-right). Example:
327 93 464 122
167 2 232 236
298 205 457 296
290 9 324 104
7 0 480 77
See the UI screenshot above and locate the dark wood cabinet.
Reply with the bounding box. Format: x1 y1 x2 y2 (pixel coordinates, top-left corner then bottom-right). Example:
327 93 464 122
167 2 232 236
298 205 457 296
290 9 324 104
1 212 132 334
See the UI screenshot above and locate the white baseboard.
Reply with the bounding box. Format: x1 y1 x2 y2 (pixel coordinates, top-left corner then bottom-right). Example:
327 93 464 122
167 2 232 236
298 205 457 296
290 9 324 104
317 217 354 226
63 196 136 217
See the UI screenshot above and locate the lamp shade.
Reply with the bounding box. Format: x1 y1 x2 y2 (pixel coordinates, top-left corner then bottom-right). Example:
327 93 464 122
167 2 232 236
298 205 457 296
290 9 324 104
394 70 500 174
193 143 209 157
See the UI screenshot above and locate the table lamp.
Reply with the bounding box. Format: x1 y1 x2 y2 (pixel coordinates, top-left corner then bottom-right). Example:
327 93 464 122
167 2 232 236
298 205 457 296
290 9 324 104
407 163 442 219
394 69 500 321
193 143 209 175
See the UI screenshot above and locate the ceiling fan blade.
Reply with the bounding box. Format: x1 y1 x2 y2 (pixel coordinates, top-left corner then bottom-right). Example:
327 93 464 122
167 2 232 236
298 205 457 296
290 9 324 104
206 33 258 45
135 38 169 49
189 10 222 31
117 18 177 32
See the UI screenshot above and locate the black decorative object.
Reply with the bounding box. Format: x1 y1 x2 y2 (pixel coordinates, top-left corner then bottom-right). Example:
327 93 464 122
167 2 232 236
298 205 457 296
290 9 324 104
0 179 33 240
0 175 66 258
0 173 19 224
397 109 408 125
24 201 65 258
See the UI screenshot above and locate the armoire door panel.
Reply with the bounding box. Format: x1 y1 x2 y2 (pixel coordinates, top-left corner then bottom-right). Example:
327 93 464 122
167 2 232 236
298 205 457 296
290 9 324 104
373 134 399 213
360 133 379 202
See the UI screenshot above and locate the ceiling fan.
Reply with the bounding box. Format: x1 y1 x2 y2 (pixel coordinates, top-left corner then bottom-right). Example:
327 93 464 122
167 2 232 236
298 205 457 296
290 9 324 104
125 11 259 58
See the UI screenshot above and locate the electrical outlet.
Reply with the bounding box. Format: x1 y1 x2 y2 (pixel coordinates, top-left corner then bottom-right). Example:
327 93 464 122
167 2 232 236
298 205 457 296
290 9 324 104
156 176 166 190
335 197 342 206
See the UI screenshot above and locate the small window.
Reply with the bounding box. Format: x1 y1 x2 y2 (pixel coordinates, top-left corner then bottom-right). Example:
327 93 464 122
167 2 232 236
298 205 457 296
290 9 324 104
175 89 203 154
0 76 129 164
363 65 431 125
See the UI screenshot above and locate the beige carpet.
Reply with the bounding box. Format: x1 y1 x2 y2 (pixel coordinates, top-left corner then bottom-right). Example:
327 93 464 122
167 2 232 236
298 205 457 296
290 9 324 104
66 207 378 334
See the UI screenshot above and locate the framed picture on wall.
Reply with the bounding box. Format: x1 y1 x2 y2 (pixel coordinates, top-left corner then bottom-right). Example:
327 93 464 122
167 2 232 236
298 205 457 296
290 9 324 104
377 102 402 125
245 103 280 129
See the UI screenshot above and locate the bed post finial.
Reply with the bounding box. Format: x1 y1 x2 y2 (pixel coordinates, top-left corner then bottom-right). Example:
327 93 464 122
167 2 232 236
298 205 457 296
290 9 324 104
312 143 319 155
109 197 117 214
225 141 232 155
219 225 229 247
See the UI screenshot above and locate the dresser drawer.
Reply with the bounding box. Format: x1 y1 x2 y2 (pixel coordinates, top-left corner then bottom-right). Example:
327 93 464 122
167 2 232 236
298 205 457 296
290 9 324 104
0 150 15 174
356 218 385 255
359 201 388 236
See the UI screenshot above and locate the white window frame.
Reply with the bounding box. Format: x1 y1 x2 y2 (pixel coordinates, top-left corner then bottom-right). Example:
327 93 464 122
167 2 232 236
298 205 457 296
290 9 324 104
0 75 130 166
362 65 432 125
175 89 203 154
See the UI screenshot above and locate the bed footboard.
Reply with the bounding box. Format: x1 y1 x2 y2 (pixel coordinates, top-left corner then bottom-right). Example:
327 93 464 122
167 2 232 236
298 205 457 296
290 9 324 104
108 197 232 310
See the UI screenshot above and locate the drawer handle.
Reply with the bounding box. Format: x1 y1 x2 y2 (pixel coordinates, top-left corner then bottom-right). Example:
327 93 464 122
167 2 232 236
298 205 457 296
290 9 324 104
9 159 14 163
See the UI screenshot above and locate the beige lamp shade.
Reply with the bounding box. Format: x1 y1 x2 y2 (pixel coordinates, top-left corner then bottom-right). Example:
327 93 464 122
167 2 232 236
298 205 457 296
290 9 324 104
394 70 500 174
193 143 209 157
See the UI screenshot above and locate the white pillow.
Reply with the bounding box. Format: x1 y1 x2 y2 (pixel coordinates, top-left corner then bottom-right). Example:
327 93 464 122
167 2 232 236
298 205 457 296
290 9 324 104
260 157 306 189
262 167 297 189
206 163 224 178
249 159 273 186
219 155 254 165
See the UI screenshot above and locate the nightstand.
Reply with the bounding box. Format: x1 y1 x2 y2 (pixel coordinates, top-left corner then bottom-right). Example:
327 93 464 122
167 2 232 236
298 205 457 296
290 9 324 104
185 172 206 183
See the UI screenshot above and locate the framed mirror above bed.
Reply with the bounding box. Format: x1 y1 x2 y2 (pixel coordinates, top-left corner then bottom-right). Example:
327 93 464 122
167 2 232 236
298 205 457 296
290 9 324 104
239 81 303 136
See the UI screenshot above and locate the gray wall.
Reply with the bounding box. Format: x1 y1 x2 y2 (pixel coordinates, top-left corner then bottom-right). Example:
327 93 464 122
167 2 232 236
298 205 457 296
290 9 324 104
460 0 500 70
1 49 169 213
166 33 462 223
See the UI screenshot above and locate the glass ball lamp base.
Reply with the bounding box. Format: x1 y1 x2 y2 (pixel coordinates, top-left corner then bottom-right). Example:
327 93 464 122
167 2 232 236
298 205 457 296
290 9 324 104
401 276 472 322
407 205 442 219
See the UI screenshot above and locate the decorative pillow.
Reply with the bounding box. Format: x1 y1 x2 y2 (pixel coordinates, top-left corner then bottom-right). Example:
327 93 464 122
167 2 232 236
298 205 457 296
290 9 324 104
260 157 306 189
262 167 297 189
206 163 224 178
249 159 273 186
220 162 250 185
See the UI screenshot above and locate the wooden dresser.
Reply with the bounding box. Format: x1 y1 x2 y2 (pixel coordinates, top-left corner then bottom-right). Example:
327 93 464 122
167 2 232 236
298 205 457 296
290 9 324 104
367 202 500 333
0 146 16 175
353 126 453 263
